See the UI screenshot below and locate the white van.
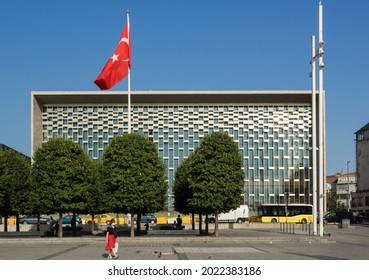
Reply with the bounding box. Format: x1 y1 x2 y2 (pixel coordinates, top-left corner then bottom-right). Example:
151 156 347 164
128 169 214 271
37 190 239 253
208 205 249 223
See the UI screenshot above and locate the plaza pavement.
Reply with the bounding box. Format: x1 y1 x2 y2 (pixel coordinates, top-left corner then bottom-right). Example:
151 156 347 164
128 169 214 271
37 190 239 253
1 222 369 260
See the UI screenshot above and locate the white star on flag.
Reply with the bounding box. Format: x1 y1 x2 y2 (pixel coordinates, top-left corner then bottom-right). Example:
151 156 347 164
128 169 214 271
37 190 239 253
111 53 119 62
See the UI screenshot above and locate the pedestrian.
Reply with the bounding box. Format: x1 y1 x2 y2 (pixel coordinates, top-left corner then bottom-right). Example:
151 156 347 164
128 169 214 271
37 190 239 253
144 218 150 231
105 218 119 259
71 216 76 228
52 220 59 236
176 215 183 230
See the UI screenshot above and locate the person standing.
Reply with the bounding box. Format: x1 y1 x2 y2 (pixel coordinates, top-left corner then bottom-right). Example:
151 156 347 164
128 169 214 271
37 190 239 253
105 218 118 259
176 215 183 230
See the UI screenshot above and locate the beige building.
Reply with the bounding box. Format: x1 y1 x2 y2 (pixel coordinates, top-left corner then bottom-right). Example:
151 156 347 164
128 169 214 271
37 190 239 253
352 122 369 213
326 172 357 210
336 172 357 209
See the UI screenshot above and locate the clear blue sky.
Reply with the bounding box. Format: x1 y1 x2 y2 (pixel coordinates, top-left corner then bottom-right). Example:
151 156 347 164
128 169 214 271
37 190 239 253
1 0 368 175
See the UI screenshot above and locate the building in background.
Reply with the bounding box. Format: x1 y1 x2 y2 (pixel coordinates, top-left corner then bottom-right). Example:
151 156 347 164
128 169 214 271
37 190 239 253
31 90 325 210
0 144 30 161
326 172 357 210
352 122 369 213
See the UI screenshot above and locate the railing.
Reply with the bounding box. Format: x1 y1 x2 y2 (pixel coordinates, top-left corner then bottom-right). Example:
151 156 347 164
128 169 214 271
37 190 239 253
279 222 311 235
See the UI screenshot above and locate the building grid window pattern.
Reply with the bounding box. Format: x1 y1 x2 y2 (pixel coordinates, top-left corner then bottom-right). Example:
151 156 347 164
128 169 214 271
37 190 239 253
41 104 312 209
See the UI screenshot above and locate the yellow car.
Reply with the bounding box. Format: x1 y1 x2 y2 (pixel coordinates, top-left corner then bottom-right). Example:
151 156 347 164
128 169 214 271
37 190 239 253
84 214 113 225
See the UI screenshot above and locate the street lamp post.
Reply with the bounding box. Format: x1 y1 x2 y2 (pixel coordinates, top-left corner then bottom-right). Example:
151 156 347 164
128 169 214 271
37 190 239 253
310 1 325 237
347 161 350 210
317 1 325 237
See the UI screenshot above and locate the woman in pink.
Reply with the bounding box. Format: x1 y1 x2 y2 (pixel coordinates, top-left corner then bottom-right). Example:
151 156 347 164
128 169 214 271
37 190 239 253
105 218 118 259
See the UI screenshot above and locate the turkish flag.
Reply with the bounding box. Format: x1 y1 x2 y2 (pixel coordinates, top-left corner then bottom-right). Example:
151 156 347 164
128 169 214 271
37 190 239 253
94 23 130 90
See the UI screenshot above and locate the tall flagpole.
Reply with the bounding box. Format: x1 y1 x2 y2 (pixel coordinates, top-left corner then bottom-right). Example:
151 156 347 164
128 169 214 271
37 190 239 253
127 10 131 134
318 1 325 237
311 35 317 236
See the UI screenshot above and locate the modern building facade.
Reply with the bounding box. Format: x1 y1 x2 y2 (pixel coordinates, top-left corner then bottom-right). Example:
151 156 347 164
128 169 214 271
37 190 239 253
31 90 325 210
352 122 369 213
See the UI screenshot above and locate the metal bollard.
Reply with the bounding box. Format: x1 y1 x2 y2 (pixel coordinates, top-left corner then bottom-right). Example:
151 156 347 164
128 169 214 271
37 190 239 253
302 222 306 232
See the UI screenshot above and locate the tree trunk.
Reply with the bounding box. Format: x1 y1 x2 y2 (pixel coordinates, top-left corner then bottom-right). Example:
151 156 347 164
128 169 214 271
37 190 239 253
199 214 202 234
91 213 95 234
137 213 141 233
4 215 8 232
214 210 219 237
191 213 195 230
72 213 77 236
16 214 20 232
36 213 40 232
130 212 135 238
58 212 63 238
205 213 209 234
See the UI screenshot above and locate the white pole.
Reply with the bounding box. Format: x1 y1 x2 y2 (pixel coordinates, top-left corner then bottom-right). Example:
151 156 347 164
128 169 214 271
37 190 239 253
318 1 325 237
128 69 131 134
127 11 131 134
347 161 350 210
311 35 317 236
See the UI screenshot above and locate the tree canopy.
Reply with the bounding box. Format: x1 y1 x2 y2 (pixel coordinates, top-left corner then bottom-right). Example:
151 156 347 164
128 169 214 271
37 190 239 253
84 159 108 213
186 131 245 236
102 134 167 237
173 154 193 215
0 149 31 229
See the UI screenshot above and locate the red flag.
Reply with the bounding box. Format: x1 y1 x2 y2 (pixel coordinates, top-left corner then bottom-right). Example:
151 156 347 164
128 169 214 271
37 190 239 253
94 22 130 90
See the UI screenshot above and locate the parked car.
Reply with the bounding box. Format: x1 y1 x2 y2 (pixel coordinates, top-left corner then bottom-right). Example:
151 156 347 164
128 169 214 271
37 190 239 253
135 214 157 224
353 212 368 224
323 210 355 224
353 213 364 224
19 214 50 224
84 214 114 225
58 214 82 225
360 212 369 221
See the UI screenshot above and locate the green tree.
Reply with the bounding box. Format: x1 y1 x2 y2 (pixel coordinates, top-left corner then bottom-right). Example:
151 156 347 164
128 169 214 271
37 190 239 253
173 155 199 230
0 149 31 232
102 134 167 237
30 138 93 238
188 131 244 237
85 159 109 233
327 193 337 212
173 155 193 215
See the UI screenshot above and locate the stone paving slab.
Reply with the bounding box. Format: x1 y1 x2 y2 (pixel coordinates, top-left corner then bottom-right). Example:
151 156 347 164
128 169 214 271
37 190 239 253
175 246 262 254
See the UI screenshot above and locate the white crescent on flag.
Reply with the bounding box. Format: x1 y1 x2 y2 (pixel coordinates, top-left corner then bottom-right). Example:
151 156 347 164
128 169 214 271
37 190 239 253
120 37 129 45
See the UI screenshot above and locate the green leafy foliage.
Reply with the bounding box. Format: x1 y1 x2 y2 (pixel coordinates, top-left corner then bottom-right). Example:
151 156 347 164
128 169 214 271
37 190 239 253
0 149 31 217
187 131 244 215
30 138 93 214
102 134 167 215
173 155 193 214
84 159 109 215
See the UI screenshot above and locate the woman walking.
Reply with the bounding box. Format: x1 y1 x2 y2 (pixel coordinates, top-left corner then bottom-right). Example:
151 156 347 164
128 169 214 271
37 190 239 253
105 218 119 259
